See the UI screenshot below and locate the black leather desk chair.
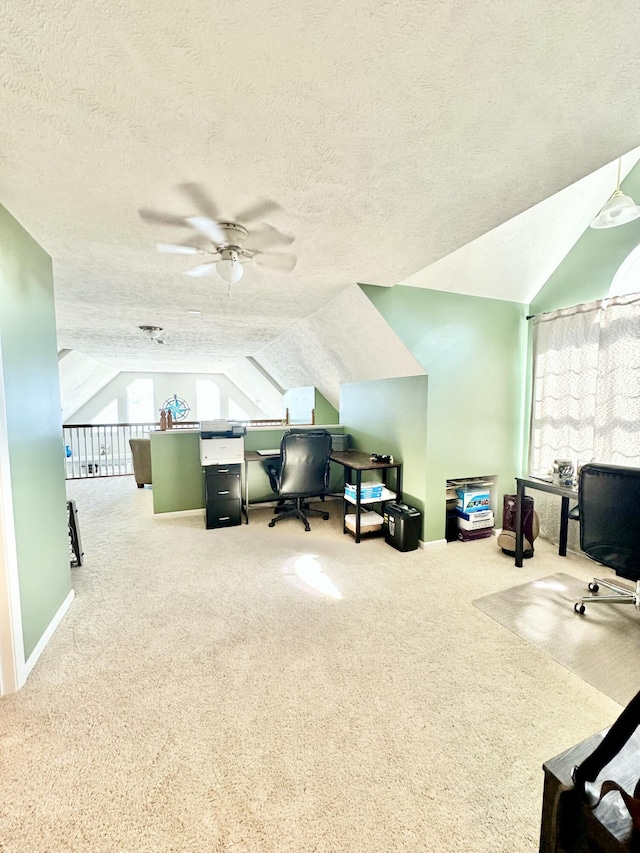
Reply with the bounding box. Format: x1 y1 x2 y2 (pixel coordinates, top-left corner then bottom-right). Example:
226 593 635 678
574 462 640 614
266 429 332 532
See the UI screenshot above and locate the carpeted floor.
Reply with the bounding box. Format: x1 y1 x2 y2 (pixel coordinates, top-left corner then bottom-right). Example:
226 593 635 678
0 477 628 852
473 572 640 706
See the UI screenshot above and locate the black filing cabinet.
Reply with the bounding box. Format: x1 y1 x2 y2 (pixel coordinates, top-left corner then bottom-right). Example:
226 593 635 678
204 464 242 529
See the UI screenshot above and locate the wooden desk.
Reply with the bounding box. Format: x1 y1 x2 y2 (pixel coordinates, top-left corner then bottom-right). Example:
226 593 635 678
330 450 403 543
515 476 578 568
540 727 639 852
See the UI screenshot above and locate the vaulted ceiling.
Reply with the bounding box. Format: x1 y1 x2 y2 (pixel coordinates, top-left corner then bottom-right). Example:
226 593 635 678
1 0 639 376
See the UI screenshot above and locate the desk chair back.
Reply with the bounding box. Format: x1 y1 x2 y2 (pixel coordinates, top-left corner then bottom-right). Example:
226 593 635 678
579 462 640 580
277 429 332 499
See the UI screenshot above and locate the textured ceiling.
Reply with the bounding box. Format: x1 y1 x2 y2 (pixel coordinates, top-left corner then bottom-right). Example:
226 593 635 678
257 285 425 409
1 0 640 374
399 150 640 302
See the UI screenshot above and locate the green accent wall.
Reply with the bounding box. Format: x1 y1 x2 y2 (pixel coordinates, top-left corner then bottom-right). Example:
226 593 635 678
282 386 339 426
360 284 528 541
313 389 339 426
0 205 72 659
151 432 205 513
531 162 640 314
339 376 428 536
150 424 345 513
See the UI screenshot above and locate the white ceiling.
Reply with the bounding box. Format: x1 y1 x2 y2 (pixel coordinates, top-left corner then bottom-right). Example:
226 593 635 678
1 0 640 375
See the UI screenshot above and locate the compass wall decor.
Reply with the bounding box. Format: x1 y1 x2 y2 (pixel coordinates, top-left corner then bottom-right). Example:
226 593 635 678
161 394 191 421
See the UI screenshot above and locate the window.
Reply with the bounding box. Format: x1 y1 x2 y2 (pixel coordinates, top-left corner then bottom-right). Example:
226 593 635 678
126 378 155 423
195 380 221 421
609 244 640 297
531 292 640 474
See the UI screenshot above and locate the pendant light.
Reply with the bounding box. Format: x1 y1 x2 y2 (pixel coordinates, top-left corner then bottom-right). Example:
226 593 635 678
590 158 640 229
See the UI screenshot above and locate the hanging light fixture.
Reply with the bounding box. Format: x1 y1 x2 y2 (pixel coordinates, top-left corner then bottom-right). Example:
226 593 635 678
590 158 640 229
215 248 244 284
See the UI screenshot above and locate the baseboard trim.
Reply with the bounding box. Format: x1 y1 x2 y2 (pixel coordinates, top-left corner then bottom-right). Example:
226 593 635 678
21 588 75 685
421 538 447 550
154 508 205 519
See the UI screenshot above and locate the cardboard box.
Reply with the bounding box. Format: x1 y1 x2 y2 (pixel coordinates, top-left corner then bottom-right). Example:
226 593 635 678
345 482 384 500
455 488 491 514
345 511 383 533
458 527 493 542
458 512 494 531
455 508 493 523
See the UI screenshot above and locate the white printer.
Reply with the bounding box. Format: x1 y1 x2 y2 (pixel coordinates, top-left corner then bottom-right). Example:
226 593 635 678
199 420 246 466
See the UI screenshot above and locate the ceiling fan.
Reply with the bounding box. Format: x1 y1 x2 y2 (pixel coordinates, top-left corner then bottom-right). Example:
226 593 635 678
139 183 297 286
139 325 166 345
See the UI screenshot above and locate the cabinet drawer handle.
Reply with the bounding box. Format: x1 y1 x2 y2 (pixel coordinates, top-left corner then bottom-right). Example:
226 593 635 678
218 468 229 473
217 490 230 495
219 516 230 521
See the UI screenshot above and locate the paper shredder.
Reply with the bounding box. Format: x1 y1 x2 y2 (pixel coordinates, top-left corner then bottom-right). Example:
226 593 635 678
384 502 421 552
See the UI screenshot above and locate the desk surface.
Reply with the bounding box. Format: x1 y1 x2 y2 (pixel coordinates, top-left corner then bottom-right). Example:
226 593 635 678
245 449 279 462
517 475 577 499
330 450 401 470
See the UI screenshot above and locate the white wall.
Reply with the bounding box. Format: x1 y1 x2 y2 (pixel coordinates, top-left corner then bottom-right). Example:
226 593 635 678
255 285 425 408
66 371 272 424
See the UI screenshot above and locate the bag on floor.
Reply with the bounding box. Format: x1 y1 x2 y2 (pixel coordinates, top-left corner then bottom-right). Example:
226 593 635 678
497 494 539 558
548 688 640 852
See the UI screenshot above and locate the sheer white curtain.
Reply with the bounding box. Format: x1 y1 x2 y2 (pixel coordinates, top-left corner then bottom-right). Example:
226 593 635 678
530 292 640 546
531 292 640 476
593 293 640 464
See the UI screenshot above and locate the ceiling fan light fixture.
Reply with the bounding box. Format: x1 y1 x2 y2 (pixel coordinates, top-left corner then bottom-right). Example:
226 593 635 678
590 158 640 229
216 250 244 284
138 325 164 340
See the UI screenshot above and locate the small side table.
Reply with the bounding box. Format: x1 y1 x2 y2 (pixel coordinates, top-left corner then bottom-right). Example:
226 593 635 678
330 450 402 543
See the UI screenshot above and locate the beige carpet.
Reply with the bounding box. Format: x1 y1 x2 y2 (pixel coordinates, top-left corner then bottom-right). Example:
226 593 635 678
473 572 640 706
0 478 626 852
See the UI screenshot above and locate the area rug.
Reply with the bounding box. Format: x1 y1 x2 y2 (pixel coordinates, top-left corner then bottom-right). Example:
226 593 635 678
473 572 640 706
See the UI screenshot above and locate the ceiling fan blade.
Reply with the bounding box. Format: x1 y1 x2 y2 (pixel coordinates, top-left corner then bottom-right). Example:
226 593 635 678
234 198 281 224
139 208 190 228
183 261 218 277
254 251 297 273
186 216 225 245
176 182 221 221
156 242 204 255
244 224 295 252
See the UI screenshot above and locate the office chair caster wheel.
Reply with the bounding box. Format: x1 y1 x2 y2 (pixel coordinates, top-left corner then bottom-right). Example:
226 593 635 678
268 519 276 528
304 525 310 532
574 602 585 615
588 582 599 592
322 513 329 520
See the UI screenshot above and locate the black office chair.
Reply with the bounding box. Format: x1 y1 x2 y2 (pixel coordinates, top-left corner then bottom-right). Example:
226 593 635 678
266 429 332 532
574 462 640 614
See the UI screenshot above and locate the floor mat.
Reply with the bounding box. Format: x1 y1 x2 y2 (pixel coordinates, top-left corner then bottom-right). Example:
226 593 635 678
473 572 640 705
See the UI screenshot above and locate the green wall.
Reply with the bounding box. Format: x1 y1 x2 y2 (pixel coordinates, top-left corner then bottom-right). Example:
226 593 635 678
151 432 205 513
282 386 339 426
0 205 72 659
531 161 640 314
339 376 428 536
150 424 345 513
361 284 528 541
313 389 339 426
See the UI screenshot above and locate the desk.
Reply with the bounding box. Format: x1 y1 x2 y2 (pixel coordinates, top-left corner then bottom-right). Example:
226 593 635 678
330 450 403 543
243 449 279 523
515 476 578 568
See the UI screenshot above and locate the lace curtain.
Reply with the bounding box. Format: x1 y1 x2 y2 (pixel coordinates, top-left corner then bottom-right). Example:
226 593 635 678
530 292 640 546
